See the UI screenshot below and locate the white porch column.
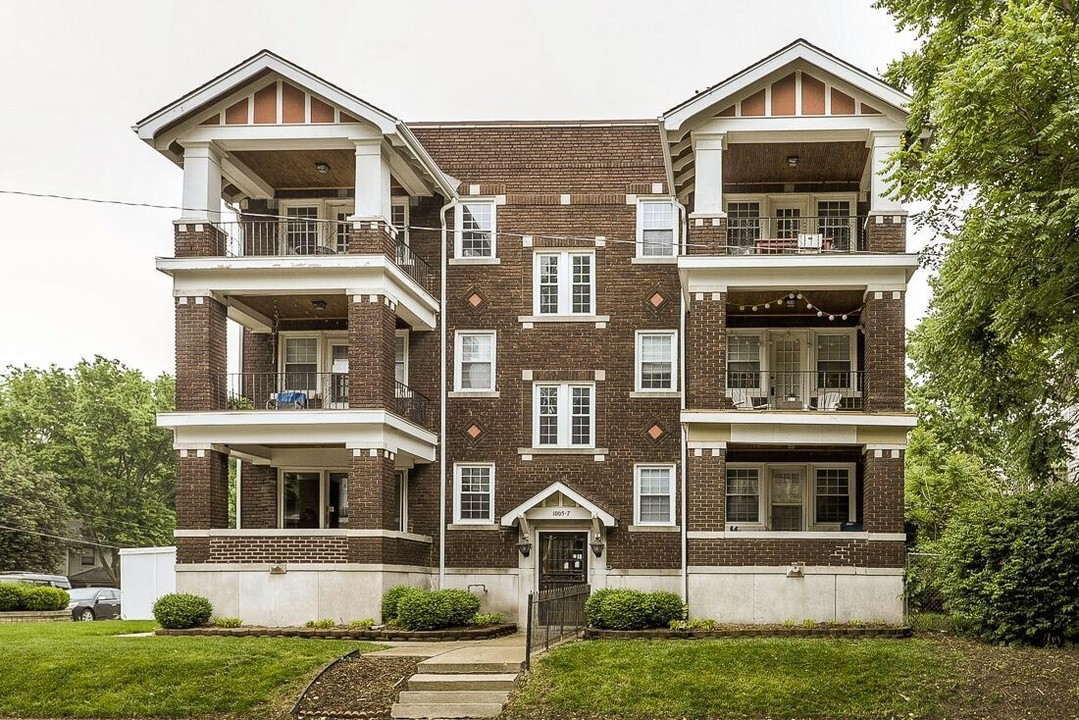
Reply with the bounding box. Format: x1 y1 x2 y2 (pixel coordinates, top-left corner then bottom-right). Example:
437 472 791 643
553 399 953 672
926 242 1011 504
868 132 904 213
691 132 726 216
351 138 390 222
179 142 223 222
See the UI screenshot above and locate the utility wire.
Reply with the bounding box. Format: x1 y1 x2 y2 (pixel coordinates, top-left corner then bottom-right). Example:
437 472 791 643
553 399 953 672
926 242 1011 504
0 523 123 550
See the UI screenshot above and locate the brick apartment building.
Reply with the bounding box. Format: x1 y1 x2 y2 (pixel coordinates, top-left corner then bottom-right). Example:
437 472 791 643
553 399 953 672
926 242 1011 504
136 40 917 626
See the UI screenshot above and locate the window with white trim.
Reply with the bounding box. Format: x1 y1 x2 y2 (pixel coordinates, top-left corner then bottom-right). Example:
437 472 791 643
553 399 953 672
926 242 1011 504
534 383 594 447
635 465 675 525
725 464 855 531
636 331 677 391
456 202 495 258
455 331 495 391
391 199 409 244
393 470 408 532
454 464 494 523
727 334 763 390
284 337 318 393
279 200 353 255
534 251 595 315
816 334 853 390
637 200 678 257
280 469 349 529
395 331 409 386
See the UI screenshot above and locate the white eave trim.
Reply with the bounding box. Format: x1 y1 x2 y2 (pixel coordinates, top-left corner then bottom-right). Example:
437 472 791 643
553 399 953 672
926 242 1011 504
499 481 617 528
663 40 910 131
681 410 917 428
678 254 920 272
135 51 398 140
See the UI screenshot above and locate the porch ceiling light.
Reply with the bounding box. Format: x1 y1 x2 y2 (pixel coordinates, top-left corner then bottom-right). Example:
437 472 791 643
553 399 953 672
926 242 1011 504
311 299 328 311
516 538 532 557
315 162 331 174
786 155 799 167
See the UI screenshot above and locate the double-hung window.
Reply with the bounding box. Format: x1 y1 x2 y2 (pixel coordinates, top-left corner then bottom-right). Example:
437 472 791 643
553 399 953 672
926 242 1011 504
726 202 761 253
456 202 495 258
725 468 760 524
636 331 677 391
816 200 852 251
635 465 675 525
637 200 678 257
455 331 495 391
816 334 855 400
534 383 594 447
283 337 319 394
454 464 494 524
534 251 594 315
725 464 855 530
727 335 763 391
814 468 852 524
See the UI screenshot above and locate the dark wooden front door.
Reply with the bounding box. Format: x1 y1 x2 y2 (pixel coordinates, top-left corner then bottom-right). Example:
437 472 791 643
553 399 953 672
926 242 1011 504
538 532 588 592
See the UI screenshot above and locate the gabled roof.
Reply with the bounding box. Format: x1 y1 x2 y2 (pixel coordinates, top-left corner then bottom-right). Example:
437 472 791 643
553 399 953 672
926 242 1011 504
134 49 400 140
499 481 617 527
663 39 910 131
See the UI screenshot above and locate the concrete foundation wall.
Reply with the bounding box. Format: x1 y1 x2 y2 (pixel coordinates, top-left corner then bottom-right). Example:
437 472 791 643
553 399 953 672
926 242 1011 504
687 567 903 624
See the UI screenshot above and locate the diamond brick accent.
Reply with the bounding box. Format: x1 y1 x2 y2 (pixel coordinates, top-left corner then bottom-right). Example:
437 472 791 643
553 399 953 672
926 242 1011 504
467 424 482 439
650 292 665 307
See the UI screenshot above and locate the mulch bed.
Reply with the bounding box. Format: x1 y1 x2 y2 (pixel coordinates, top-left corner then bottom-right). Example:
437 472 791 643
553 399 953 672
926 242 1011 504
293 654 421 719
155 623 516 641
585 623 912 640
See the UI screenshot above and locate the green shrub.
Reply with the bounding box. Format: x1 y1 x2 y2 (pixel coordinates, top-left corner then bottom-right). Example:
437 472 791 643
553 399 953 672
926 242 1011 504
469 612 505 626
0 583 29 612
938 483 1079 646
349 618 375 629
22 586 69 611
396 589 481 630
212 616 242 628
152 593 213 629
303 619 336 629
381 585 422 622
585 589 686 630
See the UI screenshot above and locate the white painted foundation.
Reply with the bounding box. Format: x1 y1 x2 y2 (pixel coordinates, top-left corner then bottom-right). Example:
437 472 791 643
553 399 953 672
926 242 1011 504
687 566 904 624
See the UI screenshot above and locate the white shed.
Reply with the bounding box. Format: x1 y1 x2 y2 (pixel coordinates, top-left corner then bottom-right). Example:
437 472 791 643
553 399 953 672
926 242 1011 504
118 546 176 620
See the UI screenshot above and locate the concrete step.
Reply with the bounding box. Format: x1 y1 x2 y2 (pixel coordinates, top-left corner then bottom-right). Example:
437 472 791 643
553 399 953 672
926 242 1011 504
397 690 510 705
416 660 522 674
417 647 524 675
391 701 504 718
407 672 518 691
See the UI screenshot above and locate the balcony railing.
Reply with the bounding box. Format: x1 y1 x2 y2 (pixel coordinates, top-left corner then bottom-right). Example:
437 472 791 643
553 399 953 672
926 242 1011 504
206 220 433 291
725 216 867 254
220 373 431 426
726 370 864 410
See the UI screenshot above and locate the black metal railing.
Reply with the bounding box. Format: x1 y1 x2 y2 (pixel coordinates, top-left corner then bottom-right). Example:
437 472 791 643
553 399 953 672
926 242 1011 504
726 370 865 410
395 382 430 426
524 583 590 671
225 372 351 410
725 215 868 254
204 220 434 292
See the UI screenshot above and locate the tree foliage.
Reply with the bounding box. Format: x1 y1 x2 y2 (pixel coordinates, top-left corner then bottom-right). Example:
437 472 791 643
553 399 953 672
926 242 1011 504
938 482 1079 645
0 358 176 580
878 0 1079 482
0 443 69 572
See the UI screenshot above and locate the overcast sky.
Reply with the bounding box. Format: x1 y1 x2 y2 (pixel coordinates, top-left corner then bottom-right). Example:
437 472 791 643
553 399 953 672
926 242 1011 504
0 1 927 378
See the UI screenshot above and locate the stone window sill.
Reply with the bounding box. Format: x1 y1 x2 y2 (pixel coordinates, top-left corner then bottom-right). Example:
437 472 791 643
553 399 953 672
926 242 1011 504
628 525 681 533
450 257 501 266
447 523 501 531
630 256 678 264
518 447 609 456
448 390 500 398
629 390 680 399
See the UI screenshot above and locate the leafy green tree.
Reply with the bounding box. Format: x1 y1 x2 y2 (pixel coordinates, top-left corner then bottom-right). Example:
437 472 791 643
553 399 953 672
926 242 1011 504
878 0 1079 482
0 443 70 572
0 358 176 582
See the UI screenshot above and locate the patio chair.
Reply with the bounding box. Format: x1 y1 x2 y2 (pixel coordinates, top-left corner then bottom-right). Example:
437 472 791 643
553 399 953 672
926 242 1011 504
816 391 842 411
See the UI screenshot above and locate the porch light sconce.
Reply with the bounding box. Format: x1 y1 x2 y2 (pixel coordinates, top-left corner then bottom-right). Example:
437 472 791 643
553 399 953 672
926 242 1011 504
315 162 331 174
786 155 799 167
589 538 605 557
589 514 605 557
516 514 533 557
311 299 327 311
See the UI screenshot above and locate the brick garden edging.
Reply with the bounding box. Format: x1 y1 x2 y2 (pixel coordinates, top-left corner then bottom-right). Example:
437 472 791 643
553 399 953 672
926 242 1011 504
584 625 912 640
0 610 71 624
156 622 517 641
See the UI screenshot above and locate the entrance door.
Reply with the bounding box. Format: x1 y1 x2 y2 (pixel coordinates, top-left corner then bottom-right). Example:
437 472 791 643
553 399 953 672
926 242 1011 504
538 532 588 593
772 335 806 408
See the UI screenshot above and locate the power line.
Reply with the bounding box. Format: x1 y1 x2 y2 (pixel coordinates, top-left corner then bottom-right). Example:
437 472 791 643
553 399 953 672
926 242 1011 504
0 524 122 550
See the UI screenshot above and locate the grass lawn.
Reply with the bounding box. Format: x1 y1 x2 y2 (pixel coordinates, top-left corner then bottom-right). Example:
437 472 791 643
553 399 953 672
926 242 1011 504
506 637 945 719
0 620 382 719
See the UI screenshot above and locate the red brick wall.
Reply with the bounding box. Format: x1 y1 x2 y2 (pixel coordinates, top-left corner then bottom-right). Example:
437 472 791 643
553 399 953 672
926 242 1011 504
686 217 729 255
865 215 906 253
174 224 225 257
687 449 727 531
176 450 229 530
207 535 350 563
863 292 905 412
175 295 227 411
686 295 731 409
348 296 397 409
239 463 277 530
863 450 904 533
348 219 397 258
688 538 904 567
348 451 397 530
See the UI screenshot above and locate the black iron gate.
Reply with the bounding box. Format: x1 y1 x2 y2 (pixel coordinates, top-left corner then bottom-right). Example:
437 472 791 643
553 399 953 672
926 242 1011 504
524 583 590 671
